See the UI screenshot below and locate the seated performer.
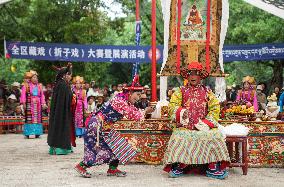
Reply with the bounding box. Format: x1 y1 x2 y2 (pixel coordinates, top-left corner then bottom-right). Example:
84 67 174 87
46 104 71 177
163 61 230 179
74 76 155 178
48 63 76 155
236 76 258 112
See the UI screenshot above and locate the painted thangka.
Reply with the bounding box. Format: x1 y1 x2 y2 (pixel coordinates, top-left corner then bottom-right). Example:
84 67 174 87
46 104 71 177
161 0 223 75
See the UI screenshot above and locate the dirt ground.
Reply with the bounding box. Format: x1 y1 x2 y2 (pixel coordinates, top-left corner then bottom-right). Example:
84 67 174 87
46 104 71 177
0 134 283 187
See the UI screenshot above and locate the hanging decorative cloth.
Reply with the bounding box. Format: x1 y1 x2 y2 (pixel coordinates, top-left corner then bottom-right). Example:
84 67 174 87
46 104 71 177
160 0 223 76
176 0 182 73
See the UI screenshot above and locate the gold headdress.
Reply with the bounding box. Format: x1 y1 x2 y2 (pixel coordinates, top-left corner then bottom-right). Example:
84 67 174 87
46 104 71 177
72 76 84 84
242 76 255 84
29 70 38 77
24 70 37 79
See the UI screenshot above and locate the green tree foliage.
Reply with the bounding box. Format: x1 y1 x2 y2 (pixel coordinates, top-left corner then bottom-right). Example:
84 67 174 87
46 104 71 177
225 0 284 92
0 57 31 85
0 0 130 86
1 0 283 90
113 0 164 86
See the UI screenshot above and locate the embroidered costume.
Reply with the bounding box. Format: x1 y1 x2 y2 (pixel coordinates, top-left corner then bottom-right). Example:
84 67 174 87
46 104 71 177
20 70 45 138
163 62 230 179
236 76 258 112
75 76 146 178
72 76 88 137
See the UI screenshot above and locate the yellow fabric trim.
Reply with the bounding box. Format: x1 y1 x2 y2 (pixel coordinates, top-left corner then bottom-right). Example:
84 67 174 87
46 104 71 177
168 88 182 121
206 90 220 122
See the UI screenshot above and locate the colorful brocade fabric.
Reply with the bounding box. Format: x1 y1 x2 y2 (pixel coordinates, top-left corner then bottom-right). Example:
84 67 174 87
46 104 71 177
20 82 45 124
164 128 230 165
169 85 220 129
72 88 87 128
83 95 143 166
165 84 230 168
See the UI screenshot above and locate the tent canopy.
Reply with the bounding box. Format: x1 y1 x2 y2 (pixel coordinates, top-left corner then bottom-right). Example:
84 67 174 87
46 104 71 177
244 0 284 19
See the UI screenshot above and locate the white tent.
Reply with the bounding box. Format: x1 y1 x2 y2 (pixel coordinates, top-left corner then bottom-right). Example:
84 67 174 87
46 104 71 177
244 0 284 20
0 0 12 5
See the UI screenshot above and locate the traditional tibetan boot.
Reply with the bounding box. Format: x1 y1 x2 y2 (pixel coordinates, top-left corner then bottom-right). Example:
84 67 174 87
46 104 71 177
168 163 184 178
74 162 91 178
107 168 127 177
206 162 228 180
107 164 127 177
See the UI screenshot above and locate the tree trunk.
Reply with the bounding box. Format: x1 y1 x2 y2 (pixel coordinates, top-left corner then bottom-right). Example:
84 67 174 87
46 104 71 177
269 59 284 94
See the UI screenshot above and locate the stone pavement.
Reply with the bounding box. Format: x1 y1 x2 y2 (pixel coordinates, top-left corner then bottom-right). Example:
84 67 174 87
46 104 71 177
0 134 283 187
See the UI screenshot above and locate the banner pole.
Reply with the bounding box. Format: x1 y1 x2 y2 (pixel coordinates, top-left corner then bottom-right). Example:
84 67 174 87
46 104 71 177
151 0 157 102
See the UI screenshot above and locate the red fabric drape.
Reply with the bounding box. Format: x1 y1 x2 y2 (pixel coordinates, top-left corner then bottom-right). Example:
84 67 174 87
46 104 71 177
205 0 211 72
70 95 76 147
176 0 182 74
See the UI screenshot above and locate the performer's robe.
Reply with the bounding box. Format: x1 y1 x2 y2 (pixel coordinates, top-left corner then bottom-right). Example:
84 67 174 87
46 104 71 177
164 85 230 171
48 79 76 149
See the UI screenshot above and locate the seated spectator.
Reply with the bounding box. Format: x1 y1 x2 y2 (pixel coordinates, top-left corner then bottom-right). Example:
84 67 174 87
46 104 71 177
259 82 268 96
84 83 90 93
87 85 100 98
87 96 96 113
13 104 24 116
0 98 4 116
226 84 237 102
167 89 174 101
110 84 117 94
274 87 280 103
0 79 8 100
103 85 111 100
95 94 105 111
113 84 123 97
122 83 128 88
8 82 21 102
44 84 53 103
135 93 149 109
13 104 24 132
4 94 18 115
256 85 267 111
144 85 151 100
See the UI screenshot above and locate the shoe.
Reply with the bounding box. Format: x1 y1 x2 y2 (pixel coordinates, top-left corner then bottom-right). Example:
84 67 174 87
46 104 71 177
168 168 184 178
206 170 228 180
74 164 91 178
49 147 55 155
107 169 127 177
